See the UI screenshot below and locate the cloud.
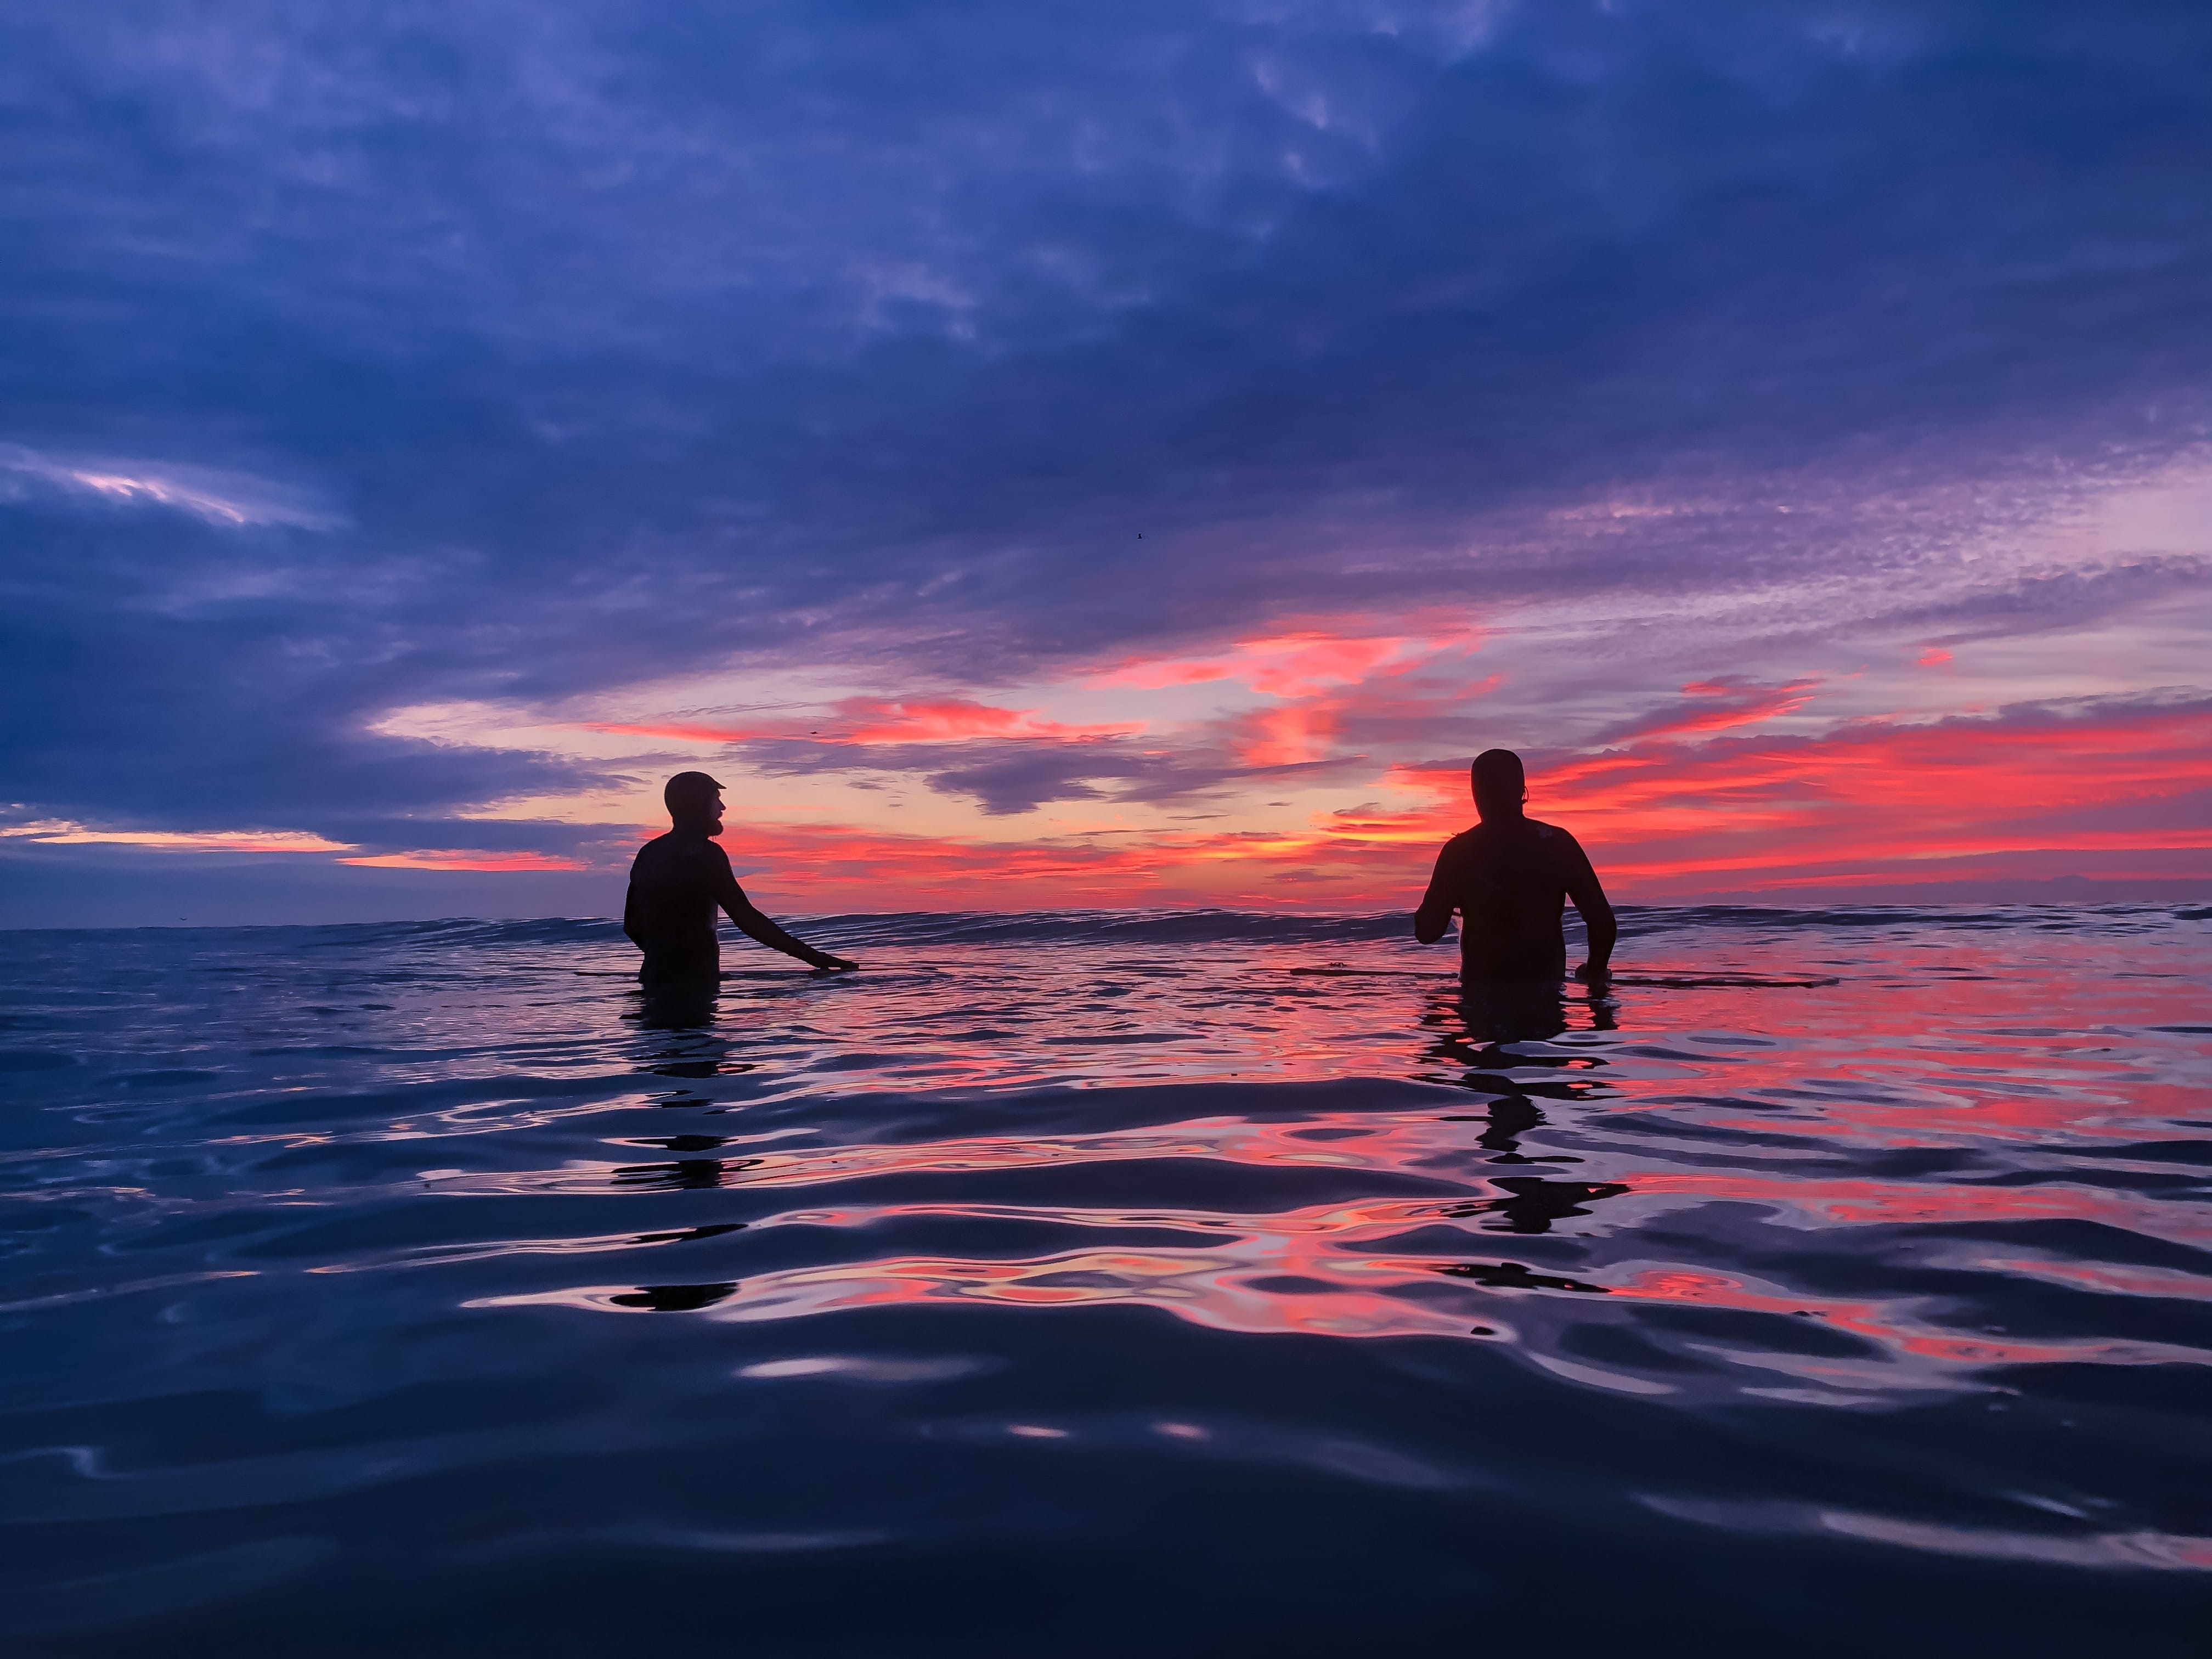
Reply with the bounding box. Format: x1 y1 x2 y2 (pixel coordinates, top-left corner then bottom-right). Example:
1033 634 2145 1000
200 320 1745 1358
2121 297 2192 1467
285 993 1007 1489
0 821 356 854
727 735 1220 817
661 631 1506 815
1587 679 1821 746
1090 622 1480 698
586 696 1143 747
606 693 2212 911
0 444 342 531
336 849 588 871
1362 692 2212 898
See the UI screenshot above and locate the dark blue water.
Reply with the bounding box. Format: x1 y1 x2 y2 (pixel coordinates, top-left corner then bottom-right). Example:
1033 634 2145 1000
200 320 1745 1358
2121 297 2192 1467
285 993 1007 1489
3 905 2208 1656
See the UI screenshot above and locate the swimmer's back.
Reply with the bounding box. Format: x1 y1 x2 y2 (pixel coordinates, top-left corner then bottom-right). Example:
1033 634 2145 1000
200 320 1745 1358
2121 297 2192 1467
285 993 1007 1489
623 832 729 977
1421 817 1597 982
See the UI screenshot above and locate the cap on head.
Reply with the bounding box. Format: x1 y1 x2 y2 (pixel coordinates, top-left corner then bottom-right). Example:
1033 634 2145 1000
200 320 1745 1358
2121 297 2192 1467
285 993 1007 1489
1471 748 1526 812
664 771 725 813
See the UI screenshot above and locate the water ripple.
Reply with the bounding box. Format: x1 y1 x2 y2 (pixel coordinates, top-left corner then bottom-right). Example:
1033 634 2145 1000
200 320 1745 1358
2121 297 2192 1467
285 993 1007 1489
1 904 2207 1653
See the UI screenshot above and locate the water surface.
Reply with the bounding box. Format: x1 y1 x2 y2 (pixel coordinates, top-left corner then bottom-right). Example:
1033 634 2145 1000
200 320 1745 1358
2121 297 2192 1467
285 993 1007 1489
2 905 2207 1655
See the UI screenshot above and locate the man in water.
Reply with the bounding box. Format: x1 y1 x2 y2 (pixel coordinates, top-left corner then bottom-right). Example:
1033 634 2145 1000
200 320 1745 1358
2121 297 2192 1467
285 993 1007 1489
624 771 857 985
1414 749 1616 985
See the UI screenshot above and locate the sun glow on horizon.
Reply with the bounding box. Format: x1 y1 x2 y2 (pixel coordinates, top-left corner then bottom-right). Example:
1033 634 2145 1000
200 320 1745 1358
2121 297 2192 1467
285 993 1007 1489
27 568 2206 910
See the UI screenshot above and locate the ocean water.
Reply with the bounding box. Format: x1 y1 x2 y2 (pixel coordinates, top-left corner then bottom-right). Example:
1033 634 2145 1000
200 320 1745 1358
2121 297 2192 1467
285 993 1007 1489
1 904 2207 1657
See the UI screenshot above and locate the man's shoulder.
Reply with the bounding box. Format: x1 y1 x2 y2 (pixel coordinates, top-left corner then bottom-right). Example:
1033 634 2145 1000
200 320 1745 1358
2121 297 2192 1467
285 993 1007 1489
1526 819 1585 853
631 832 730 870
1439 819 1580 849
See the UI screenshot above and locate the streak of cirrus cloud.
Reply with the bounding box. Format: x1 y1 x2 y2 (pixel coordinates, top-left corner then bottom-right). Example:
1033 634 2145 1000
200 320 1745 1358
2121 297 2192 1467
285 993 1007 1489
0 0 2204 923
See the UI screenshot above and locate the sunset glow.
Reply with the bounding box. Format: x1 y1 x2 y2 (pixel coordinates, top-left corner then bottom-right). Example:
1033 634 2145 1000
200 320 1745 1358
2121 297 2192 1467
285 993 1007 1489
7 10 2208 1657
337 850 591 872
1 2 2202 927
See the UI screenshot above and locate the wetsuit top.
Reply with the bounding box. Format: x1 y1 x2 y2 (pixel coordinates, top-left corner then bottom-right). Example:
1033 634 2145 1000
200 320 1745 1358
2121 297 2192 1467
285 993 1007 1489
1417 817 1604 983
623 832 739 981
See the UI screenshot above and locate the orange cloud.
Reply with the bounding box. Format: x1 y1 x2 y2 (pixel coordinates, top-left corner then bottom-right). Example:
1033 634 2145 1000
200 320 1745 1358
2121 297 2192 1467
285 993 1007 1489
585 696 1142 748
337 849 588 871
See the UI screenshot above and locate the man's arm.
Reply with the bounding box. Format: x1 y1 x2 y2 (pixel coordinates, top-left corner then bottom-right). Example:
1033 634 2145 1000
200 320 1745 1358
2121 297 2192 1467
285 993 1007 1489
1414 842 1459 944
1562 837 1615 980
712 865 856 970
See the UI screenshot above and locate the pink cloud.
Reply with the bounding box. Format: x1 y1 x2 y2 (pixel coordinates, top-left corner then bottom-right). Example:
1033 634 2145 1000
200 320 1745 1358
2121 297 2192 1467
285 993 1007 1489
1598 679 1821 744
337 849 588 871
584 696 1143 748
1087 617 1481 699
1235 704 1338 767
834 698 1143 743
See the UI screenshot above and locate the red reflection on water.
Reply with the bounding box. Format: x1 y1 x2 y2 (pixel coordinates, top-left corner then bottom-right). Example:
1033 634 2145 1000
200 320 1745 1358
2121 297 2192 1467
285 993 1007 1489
1617 1171 2208 1238
1601 1265 2193 1368
440 914 2212 1399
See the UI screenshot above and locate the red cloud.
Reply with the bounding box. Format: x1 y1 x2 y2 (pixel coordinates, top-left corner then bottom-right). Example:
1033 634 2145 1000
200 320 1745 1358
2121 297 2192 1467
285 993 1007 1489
709 697 2209 909
1339 698 2212 899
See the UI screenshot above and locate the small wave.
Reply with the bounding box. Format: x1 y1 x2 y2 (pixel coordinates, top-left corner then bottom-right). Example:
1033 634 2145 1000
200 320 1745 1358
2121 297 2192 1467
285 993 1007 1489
799 909 1414 947
3 902 2197 951
1 900 2204 1655
292 917 629 949
798 901 2208 949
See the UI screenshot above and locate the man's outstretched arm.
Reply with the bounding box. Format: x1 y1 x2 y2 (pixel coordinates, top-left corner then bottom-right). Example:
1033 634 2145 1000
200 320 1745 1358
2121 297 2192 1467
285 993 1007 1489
1413 845 1458 944
1564 842 1615 979
714 872 856 970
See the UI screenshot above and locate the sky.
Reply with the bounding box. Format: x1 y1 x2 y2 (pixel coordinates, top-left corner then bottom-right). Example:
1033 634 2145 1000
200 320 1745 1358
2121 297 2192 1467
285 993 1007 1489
1 0 2206 926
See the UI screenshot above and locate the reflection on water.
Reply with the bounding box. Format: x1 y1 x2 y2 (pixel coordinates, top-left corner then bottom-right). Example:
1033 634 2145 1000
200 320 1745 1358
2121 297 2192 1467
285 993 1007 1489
0 905 2207 1655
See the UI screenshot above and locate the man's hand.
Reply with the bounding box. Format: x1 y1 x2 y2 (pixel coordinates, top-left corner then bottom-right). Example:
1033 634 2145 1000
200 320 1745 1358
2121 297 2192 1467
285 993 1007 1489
805 950 858 972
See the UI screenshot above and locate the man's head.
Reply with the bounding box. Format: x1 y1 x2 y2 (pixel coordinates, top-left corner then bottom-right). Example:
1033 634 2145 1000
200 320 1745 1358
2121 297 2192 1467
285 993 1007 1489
664 771 725 834
1471 748 1526 820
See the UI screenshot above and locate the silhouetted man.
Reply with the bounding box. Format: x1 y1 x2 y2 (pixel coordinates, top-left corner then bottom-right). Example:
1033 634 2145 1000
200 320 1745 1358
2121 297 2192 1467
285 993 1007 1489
624 772 856 986
1414 749 1616 985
